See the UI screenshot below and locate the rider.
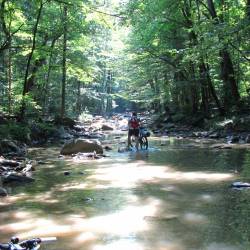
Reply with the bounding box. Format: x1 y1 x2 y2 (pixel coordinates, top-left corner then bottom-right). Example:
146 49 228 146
128 112 140 150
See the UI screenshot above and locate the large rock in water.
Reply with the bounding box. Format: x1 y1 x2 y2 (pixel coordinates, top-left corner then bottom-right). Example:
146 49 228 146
60 139 103 155
101 124 114 131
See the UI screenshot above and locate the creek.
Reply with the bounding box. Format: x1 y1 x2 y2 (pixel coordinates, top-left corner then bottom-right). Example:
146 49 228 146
1 134 250 250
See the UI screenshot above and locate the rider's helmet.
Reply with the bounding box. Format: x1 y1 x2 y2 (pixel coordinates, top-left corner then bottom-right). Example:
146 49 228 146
132 112 137 117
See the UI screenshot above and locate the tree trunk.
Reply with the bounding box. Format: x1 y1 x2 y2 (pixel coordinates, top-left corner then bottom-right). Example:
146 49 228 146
247 0 250 19
76 81 82 114
206 0 240 109
19 0 44 120
220 48 240 107
61 5 67 119
1 0 11 113
42 35 61 116
106 70 112 114
0 0 11 54
7 44 12 115
202 62 225 115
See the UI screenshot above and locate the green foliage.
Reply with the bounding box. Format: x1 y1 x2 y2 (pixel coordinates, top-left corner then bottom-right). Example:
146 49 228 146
30 122 57 140
0 0 250 121
115 0 250 115
0 122 31 142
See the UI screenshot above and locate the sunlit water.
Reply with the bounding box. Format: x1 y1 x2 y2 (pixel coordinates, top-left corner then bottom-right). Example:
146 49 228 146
1 135 250 250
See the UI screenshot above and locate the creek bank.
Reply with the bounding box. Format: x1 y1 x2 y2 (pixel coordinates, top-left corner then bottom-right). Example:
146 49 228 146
149 112 250 147
0 156 40 196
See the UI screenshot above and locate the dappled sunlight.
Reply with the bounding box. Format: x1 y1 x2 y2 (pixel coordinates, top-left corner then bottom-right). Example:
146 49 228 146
93 239 145 250
87 162 234 188
92 239 184 250
75 201 157 235
75 231 97 243
0 198 160 244
181 212 208 225
206 243 241 250
29 191 59 204
198 194 214 203
54 182 88 191
10 217 73 239
0 193 29 206
1 137 247 250
0 217 61 233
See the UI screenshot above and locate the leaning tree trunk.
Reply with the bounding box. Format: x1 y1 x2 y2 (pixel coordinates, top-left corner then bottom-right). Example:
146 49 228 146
19 0 44 120
61 5 67 119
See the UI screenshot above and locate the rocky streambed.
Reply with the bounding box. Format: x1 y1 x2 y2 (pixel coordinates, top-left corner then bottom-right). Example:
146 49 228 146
2 112 250 198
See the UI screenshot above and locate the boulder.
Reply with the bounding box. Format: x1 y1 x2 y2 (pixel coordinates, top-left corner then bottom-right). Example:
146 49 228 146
228 135 240 144
73 125 85 132
232 117 250 132
0 140 27 156
0 158 20 167
118 146 132 153
0 115 8 124
209 132 220 139
101 124 114 131
104 145 113 151
163 123 175 129
54 126 73 139
163 116 173 123
245 134 250 143
0 187 8 197
60 139 103 155
54 116 76 128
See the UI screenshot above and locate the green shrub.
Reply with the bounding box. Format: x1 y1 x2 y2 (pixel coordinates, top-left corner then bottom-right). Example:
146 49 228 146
0 123 31 142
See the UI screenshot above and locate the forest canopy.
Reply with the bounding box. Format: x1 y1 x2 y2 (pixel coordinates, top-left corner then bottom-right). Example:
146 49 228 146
0 0 249 121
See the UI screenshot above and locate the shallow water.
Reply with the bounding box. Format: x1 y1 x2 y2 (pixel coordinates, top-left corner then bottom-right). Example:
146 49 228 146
1 136 250 250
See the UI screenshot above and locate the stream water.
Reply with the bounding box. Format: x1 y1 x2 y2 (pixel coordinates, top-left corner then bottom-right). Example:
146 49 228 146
1 135 250 250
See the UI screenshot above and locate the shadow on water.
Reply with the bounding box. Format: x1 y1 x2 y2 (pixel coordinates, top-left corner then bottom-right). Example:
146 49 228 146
1 138 250 250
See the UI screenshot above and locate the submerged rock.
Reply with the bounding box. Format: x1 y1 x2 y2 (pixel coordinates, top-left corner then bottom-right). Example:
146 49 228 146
104 145 113 151
118 146 132 153
73 152 101 160
231 181 250 189
2 173 35 183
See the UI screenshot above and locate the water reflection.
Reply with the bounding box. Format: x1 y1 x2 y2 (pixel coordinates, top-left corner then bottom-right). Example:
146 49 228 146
1 138 250 249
